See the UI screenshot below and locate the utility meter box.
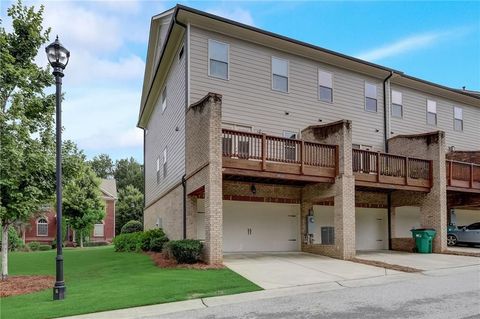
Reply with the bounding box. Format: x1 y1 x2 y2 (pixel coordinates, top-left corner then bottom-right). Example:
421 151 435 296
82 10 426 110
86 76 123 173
307 215 315 235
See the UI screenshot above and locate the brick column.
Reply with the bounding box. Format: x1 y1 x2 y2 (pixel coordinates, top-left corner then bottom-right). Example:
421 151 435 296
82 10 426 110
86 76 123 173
388 131 447 253
302 120 356 259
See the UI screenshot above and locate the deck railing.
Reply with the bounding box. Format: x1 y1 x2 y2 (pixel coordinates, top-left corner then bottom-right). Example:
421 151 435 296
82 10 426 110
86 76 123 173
221 129 338 179
352 149 432 189
446 160 480 190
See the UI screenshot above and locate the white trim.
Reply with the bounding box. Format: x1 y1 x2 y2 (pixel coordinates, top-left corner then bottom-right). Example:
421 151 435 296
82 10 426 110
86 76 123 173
271 56 289 93
187 23 191 107
207 39 229 80
36 217 48 237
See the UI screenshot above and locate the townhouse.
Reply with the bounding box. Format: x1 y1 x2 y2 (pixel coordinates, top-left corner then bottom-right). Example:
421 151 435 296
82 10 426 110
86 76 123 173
138 5 480 263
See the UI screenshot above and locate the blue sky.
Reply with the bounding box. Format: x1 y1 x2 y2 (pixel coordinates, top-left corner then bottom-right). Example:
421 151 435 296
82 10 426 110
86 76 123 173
2 1 479 162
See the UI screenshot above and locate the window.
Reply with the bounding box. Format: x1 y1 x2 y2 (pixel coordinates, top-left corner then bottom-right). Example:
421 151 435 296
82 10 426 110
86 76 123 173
272 57 289 92
208 39 229 80
163 147 167 178
37 218 48 236
283 131 298 161
365 82 377 112
94 223 104 237
161 87 167 113
318 70 333 103
467 222 480 230
178 46 184 60
454 107 463 131
427 100 437 126
391 90 403 118
156 157 160 184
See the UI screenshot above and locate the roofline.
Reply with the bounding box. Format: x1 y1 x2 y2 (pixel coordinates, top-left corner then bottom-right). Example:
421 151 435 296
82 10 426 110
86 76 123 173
138 4 479 126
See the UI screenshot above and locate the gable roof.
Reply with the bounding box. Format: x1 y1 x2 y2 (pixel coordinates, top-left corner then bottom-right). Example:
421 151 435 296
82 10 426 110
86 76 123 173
100 179 117 199
138 4 480 127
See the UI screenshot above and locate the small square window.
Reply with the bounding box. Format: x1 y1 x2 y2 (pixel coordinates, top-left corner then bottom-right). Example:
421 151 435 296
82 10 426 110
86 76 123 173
318 70 333 103
454 107 463 131
156 157 160 184
426 100 437 126
391 90 403 118
163 147 168 178
272 57 289 92
161 87 167 112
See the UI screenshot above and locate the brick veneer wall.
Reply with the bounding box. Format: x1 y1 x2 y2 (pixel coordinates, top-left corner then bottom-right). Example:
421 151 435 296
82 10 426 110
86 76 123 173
388 131 447 253
25 210 57 244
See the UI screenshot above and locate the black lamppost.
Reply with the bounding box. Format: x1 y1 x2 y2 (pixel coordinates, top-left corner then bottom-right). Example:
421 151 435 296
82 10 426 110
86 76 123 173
46 35 70 301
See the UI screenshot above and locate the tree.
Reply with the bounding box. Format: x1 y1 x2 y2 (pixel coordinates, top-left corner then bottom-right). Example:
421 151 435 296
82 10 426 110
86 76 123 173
63 164 105 248
89 154 114 179
115 185 143 235
114 157 144 193
0 1 55 280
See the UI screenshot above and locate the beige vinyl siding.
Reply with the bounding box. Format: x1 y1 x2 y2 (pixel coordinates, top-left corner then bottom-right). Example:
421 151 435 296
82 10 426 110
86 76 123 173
189 26 386 151
390 84 480 151
145 41 186 206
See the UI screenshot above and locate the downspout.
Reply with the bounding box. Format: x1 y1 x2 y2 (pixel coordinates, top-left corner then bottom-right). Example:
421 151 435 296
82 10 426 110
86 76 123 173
383 71 394 250
174 15 188 240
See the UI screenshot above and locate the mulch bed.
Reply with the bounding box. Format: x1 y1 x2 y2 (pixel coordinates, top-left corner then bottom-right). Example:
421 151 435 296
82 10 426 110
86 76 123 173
147 252 224 269
349 257 423 273
0 275 54 297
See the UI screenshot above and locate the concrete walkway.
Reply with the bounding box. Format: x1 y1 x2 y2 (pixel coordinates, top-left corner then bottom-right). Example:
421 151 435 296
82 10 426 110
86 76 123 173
223 252 401 289
356 250 480 271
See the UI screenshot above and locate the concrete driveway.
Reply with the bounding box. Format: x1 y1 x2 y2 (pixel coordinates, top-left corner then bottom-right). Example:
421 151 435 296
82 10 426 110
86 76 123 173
224 252 401 289
356 250 480 271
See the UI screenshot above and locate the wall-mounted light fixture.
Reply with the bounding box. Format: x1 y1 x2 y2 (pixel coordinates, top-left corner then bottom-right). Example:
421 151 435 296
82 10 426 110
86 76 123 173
284 111 290 115
250 184 256 195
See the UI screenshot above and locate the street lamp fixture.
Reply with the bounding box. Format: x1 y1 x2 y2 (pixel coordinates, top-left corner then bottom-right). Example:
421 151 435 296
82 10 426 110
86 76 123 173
46 35 70 301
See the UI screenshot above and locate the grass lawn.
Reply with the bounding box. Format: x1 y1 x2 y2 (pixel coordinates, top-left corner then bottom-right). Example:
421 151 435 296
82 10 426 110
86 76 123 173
1 246 260 319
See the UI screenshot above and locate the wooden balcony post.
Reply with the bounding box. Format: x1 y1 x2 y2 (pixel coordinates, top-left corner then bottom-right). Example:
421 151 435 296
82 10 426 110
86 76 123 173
404 157 409 186
429 160 434 188
261 133 267 171
300 140 305 175
470 163 474 188
376 152 381 182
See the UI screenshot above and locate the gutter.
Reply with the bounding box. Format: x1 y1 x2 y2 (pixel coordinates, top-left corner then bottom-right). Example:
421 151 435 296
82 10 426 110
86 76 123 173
383 71 394 251
181 174 187 239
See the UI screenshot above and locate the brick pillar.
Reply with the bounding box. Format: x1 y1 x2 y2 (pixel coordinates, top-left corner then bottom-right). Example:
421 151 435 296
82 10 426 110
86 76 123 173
388 131 447 253
204 96 223 264
302 120 356 259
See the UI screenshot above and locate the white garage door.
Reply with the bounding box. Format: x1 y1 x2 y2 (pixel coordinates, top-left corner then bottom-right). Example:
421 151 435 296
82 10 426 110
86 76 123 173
356 208 388 250
223 201 300 252
452 209 480 227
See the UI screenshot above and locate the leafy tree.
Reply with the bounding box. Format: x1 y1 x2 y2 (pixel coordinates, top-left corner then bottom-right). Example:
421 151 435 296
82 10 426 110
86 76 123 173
114 157 144 193
89 153 114 179
116 185 143 234
63 164 105 248
0 1 55 280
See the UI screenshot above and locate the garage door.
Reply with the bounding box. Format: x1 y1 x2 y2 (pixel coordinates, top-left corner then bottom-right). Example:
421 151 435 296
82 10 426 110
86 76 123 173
223 201 300 252
356 208 388 250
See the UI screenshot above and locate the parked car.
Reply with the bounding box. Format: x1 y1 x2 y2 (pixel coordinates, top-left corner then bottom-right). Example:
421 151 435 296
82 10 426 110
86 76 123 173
447 222 480 246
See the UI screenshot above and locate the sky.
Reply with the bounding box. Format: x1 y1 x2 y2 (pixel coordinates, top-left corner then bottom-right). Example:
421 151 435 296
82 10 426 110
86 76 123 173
2 1 479 162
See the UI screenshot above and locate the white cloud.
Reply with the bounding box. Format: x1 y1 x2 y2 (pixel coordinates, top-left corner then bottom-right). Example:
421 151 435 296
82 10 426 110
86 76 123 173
355 28 468 62
94 0 141 14
207 7 255 26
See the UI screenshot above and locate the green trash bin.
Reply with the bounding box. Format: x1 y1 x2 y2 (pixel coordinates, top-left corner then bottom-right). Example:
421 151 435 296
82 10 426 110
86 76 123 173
410 228 436 253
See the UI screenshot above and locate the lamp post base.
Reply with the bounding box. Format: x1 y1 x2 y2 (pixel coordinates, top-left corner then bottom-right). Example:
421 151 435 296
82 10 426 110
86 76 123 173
53 283 66 300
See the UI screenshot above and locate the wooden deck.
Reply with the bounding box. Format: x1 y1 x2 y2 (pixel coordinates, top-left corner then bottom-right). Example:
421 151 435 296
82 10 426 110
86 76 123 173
352 149 432 192
447 160 480 193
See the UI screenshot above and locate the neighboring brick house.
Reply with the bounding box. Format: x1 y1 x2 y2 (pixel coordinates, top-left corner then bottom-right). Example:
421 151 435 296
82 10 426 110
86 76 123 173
24 179 117 245
138 5 480 264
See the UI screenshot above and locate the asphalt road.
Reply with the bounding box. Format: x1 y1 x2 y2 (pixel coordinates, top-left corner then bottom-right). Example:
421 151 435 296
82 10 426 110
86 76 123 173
161 267 480 319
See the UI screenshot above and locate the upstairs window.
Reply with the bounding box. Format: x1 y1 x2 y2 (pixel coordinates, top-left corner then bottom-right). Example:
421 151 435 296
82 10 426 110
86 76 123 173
37 218 48 236
208 40 229 80
454 107 463 131
272 57 289 92
318 70 333 103
156 157 160 184
391 90 403 118
365 82 377 112
161 87 167 113
163 147 168 178
427 100 437 126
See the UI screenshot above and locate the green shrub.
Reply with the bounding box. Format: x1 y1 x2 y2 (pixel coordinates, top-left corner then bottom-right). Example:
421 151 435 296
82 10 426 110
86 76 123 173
166 240 203 264
0 226 23 251
120 220 143 234
39 244 52 251
113 232 143 252
28 241 41 251
140 229 168 252
84 241 109 247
